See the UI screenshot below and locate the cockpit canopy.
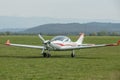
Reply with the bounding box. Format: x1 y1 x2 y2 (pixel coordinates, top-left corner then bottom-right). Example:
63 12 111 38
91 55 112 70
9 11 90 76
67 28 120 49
51 36 71 42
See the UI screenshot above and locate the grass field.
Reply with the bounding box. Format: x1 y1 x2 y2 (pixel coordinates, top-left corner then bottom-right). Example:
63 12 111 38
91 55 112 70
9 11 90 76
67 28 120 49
0 35 120 80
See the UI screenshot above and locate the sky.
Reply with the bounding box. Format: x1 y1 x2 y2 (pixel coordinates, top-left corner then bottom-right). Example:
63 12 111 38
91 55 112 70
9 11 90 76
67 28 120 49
0 0 120 20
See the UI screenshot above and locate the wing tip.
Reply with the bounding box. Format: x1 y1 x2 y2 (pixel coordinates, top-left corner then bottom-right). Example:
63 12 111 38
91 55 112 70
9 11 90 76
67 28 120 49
106 40 120 46
117 40 120 46
5 40 10 45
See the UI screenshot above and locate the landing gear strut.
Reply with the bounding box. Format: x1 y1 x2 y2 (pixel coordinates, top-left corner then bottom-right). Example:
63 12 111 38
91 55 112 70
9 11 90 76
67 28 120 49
71 50 75 57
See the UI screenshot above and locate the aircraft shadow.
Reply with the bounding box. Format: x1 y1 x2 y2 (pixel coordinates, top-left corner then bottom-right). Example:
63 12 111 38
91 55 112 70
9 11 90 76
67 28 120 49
0 55 103 59
51 55 103 59
0 55 43 59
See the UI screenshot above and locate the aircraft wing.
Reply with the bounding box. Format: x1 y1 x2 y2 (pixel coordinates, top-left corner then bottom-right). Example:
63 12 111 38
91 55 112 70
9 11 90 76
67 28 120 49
59 40 120 50
5 40 44 49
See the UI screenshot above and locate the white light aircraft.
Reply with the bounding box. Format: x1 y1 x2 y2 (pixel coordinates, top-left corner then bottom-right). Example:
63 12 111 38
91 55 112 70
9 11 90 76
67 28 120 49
5 33 120 58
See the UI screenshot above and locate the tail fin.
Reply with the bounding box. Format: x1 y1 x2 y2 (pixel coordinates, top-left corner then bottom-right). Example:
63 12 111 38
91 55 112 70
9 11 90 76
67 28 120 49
76 33 84 44
5 40 10 45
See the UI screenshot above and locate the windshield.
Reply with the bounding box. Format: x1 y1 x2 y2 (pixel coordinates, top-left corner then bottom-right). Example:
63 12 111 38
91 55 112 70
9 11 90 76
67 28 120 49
51 36 71 42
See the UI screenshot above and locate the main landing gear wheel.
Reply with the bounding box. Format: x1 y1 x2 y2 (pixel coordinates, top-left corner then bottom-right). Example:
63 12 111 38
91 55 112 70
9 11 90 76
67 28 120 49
71 53 75 57
43 53 47 57
43 52 51 58
71 50 75 58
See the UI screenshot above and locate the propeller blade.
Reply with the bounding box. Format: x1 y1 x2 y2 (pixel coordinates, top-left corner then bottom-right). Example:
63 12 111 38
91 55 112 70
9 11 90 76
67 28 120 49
38 34 45 43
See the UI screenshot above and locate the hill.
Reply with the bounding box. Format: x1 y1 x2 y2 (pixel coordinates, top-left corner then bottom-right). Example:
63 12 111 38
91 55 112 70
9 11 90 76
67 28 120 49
0 16 120 30
0 16 97 29
24 22 120 34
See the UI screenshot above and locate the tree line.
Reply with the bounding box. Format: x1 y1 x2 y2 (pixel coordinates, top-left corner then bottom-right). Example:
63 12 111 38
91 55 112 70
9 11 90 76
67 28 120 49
0 31 120 36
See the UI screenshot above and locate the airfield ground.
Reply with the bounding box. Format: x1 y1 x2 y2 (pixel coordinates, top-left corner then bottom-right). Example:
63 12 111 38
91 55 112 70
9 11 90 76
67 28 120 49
0 35 120 80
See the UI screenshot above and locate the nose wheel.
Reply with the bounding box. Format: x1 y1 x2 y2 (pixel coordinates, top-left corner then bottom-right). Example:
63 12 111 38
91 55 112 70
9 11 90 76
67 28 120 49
42 50 75 58
42 49 51 58
43 52 51 58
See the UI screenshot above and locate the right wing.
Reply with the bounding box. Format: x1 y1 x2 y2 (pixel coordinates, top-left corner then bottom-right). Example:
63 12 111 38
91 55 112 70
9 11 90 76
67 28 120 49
5 40 45 49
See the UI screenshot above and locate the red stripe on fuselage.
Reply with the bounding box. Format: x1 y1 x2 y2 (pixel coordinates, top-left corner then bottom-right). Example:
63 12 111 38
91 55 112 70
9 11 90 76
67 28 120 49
55 43 77 46
55 43 65 46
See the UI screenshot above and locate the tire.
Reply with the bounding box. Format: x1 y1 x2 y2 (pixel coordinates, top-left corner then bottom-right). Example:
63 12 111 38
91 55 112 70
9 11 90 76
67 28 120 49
43 53 47 57
47 53 51 58
71 53 75 58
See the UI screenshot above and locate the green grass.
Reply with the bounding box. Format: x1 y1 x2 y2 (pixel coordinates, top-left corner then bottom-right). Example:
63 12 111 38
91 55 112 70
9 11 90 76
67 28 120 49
0 35 120 80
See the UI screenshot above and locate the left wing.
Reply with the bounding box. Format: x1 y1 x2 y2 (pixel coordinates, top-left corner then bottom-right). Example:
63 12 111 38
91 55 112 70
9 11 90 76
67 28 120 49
80 40 120 48
58 40 120 50
5 40 45 49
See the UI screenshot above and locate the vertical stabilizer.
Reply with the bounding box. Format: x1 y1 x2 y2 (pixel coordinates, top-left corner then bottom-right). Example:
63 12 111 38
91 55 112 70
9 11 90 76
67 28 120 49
76 33 84 44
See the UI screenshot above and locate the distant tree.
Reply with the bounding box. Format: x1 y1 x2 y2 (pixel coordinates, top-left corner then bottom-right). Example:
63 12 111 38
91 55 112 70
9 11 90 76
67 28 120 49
89 32 97 36
97 31 108 36
4 31 11 35
111 32 120 36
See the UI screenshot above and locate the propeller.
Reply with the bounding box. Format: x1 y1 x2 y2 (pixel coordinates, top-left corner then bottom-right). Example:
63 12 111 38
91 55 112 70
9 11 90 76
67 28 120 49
38 34 52 57
38 34 45 43
38 34 51 48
